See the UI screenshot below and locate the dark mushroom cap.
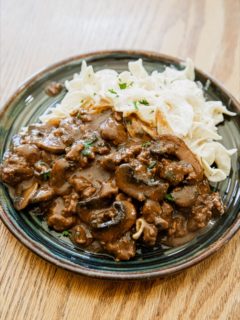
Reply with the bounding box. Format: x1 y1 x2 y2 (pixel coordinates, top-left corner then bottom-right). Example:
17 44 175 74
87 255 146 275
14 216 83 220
115 164 169 201
92 200 137 242
90 201 126 229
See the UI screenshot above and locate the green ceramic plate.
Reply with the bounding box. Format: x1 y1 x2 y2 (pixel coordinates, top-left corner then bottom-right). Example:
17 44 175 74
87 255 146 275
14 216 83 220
0 51 239 279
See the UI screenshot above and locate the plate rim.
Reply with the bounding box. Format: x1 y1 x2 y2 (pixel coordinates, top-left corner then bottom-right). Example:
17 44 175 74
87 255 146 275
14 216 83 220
0 50 239 280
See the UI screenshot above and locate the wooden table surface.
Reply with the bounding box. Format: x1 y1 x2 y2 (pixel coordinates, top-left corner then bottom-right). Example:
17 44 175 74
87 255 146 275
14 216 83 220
0 0 239 319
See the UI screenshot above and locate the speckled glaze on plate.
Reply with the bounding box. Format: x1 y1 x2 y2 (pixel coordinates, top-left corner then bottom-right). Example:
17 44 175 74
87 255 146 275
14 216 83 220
0 51 239 280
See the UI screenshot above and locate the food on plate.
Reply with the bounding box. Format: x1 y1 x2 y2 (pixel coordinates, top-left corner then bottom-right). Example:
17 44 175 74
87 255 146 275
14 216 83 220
0 111 225 260
40 59 236 182
0 59 236 261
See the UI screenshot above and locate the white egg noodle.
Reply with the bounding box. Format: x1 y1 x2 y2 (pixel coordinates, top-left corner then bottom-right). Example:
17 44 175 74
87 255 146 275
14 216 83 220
40 59 236 182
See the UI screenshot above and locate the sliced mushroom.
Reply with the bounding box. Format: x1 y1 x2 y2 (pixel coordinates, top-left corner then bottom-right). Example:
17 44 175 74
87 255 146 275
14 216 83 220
90 201 125 229
100 117 127 145
14 182 38 210
35 134 66 154
31 186 55 203
71 223 93 247
51 158 69 187
78 198 136 242
76 180 118 222
151 135 203 181
171 185 198 207
115 164 169 201
50 158 71 195
92 200 137 242
78 195 113 210
77 196 113 223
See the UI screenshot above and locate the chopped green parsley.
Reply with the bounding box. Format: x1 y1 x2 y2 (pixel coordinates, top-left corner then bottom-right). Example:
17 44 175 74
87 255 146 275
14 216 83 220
81 148 92 156
164 194 175 202
139 99 149 106
118 81 133 90
119 82 127 90
148 161 157 169
142 141 151 148
108 88 117 95
62 230 71 237
81 135 98 157
133 101 139 110
41 170 51 181
84 134 98 146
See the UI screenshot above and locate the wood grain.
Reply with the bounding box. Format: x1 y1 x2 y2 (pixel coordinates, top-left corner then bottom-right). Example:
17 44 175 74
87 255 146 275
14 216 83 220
0 0 239 319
